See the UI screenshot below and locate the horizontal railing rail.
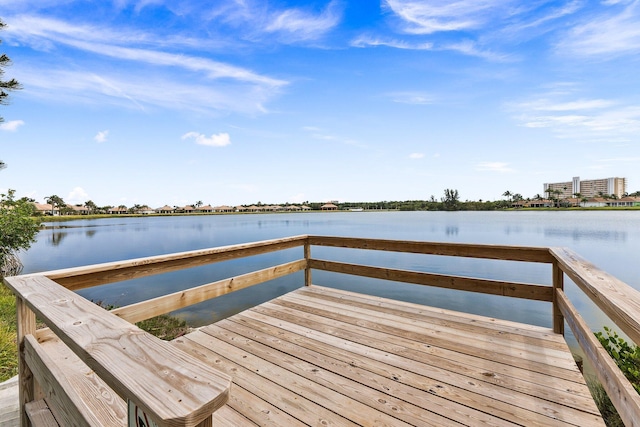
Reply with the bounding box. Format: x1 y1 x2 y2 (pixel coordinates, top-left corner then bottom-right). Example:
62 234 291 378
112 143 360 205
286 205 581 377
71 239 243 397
5 234 640 426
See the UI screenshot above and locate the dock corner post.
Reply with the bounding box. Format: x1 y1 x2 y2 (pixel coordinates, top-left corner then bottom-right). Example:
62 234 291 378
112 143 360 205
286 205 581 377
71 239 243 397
552 261 565 336
304 241 311 286
16 296 36 427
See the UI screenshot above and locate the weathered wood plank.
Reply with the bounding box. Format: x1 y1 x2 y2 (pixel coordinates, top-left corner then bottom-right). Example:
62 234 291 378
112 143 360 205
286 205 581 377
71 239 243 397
245 301 584 386
112 259 306 323
557 289 640 427
224 311 598 419
551 246 640 346
175 331 364 427
287 288 569 356
15 295 36 427
200 324 503 426
43 235 307 290
24 334 120 426
4 275 231 427
211 316 596 426
308 235 554 263
258 297 580 378
25 400 58 427
309 259 554 301
303 285 561 341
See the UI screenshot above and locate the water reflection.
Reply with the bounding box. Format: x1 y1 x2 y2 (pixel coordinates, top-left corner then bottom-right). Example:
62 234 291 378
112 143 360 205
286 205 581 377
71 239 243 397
445 226 459 236
47 229 67 246
544 228 627 242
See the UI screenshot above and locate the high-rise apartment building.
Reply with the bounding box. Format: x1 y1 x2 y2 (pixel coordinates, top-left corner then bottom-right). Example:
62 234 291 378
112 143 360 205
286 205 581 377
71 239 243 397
543 177 627 199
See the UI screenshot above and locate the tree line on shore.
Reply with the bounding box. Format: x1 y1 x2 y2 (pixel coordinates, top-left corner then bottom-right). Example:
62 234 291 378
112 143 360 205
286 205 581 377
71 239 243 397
20 187 640 218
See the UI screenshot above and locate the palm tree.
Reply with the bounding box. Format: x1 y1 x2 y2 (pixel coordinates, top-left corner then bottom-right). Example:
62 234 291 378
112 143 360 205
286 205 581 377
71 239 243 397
0 160 6 170
46 195 65 216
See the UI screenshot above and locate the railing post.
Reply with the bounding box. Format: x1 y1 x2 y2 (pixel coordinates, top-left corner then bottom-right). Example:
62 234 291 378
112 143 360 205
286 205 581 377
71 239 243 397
552 261 564 335
304 240 311 286
16 296 37 427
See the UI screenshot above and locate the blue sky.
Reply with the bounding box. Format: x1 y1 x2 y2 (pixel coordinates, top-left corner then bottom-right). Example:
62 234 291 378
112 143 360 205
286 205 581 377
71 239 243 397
1 0 639 207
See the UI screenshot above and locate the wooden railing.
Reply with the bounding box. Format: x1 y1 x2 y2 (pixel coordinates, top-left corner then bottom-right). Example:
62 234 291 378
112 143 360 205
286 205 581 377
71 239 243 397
5 235 640 426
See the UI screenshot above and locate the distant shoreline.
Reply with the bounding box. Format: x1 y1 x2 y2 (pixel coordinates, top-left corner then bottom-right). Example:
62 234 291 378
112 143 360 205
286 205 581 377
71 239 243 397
36 206 640 223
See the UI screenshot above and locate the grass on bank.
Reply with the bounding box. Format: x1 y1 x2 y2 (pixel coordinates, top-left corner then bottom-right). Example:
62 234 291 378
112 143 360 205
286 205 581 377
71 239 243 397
0 282 190 383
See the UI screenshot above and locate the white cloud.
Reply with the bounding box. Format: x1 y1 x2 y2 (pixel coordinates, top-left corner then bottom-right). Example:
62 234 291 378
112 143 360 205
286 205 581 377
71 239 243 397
182 132 231 147
67 186 89 204
0 120 25 131
17 66 277 115
265 1 342 41
476 162 515 173
510 90 640 140
409 153 425 159
558 1 640 56
94 130 109 143
351 35 433 50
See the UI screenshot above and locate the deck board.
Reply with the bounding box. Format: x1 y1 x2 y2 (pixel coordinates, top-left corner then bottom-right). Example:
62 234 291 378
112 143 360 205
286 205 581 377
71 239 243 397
173 285 605 426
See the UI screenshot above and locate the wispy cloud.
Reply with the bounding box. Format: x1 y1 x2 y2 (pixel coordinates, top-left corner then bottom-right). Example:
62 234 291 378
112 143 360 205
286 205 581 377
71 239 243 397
509 89 640 141
388 91 434 105
384 0 501 34
4 14 287 115
182 132 231 147
558 0 640 56
476 162 515 173
409 152 424 159
264 0 342 42
94 130 109 143
302 126 364 148
351 35 433 50
0 120 25 131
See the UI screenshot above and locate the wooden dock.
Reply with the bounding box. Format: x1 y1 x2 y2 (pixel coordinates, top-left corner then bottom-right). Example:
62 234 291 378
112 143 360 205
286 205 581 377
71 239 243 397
175 285 603 426
5 235 640 426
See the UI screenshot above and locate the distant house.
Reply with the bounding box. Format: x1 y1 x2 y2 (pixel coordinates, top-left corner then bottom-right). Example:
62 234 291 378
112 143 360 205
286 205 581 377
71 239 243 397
287 205 301 211
156 205 175 214
235 206 247 212
138 206 156 215
582 198 609 208
527 200 553 208
69 204 89 215
321 203 338 211
182 205 195 214
606 197 640 207
196 205 214 213
108 207 128 215
33 202 59 216
301 205 312 211
213 205 234 213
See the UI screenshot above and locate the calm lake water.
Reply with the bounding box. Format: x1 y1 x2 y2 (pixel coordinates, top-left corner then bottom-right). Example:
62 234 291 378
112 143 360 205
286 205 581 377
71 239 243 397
19 211 640 352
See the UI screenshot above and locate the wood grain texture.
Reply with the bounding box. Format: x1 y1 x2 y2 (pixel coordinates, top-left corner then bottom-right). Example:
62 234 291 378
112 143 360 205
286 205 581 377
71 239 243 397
5 274 231 427
43 235 307 290
308 235 554 262
551 246 640 346
112 259 306 323
173 285 603 426
557 289 640 427
25 400 57 427
309 258 553 301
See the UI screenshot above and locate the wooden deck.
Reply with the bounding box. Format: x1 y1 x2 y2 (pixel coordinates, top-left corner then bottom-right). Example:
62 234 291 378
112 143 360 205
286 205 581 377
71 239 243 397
173 285 604 426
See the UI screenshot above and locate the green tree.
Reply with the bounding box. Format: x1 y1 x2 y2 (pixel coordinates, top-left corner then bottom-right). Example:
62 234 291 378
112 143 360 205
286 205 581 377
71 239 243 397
84 200 97 214
442 189 460 211
1 189 40 276
1 19 21 123
45 195 65 216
